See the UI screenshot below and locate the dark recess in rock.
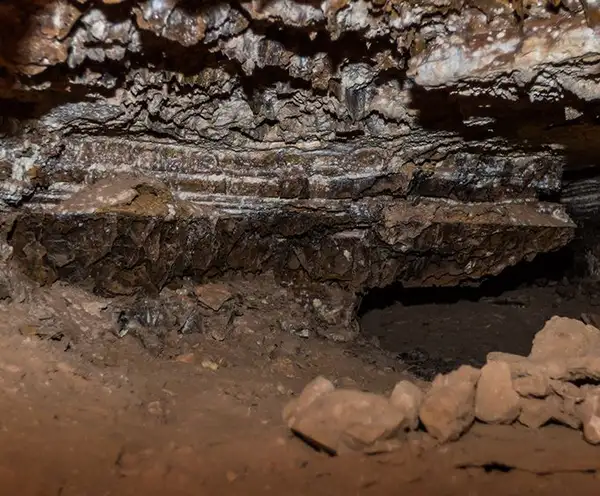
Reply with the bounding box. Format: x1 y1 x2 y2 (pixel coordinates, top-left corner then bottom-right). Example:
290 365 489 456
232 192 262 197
1 0 600 336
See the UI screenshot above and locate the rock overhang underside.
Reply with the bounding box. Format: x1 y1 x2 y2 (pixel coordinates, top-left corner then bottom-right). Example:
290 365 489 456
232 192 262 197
1 0 599 310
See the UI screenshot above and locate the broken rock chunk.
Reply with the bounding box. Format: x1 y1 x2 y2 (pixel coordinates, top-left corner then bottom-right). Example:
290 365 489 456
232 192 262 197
194 283 234 312
419 365 480 443
486 351 545 378
518 398 553 429
513 372 550 398
578 388 600 445
287 389 407 454
529 316 600 362
282 376 335 428
518 394 581 430
389 380 424 431
475 361 521 424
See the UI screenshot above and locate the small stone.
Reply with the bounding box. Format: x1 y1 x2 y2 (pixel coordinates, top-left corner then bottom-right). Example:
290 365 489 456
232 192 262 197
476 361 521 424
288 389 407 454
232 314 267 335
389 380 423 430
175 353 195 364
194 283 233 311
518 398 552 428
200 359 219 371
529 316 600 362
147 401 164 417
283 376 335 427
81 301 108 317
513 373 550 398
578 388 600 445
419 365 480 442
336 377 360 390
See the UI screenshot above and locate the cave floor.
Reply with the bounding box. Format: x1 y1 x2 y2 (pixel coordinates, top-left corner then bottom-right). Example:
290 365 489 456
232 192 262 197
0 281 599 495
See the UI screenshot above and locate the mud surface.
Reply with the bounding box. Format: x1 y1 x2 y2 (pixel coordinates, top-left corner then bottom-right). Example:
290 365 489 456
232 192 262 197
0 268 599 495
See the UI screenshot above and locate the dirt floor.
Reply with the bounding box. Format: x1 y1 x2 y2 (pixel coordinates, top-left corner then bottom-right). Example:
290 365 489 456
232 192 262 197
1 263 600 495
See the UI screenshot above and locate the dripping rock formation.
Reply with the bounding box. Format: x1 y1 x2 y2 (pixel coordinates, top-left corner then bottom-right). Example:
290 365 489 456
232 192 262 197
1 0 599 336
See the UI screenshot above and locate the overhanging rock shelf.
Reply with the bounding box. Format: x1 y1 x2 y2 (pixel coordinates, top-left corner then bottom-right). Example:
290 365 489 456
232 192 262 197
2 0 599 335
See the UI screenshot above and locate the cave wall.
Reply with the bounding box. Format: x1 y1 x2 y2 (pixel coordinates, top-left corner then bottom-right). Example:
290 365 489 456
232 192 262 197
1 0 599 299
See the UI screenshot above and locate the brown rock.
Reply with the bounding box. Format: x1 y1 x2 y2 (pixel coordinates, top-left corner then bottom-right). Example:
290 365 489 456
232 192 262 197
282 376 335 427
195 283 234 311
518 398 552 428
389 380 423 431
486 352 546 378
419 366 480 442
513 373 550 398
476 361 521 424
549 380 584 401
518 395 581 429
288 389 407 454
578 388 600 445
548 395 581 429
529 316 600 362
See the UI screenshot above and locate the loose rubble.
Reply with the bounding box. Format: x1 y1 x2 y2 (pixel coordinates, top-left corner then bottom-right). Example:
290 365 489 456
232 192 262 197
285 316 600 453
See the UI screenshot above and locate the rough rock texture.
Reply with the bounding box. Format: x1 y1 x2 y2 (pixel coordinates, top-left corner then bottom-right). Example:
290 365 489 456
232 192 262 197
579 388 600 445
0 0 596 309
530 316 600 362
475 361 521 424
389 380 423 430
419 365 480 442
283 378 421 454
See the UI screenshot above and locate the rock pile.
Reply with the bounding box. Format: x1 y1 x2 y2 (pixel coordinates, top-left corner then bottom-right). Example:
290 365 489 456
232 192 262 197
284 316 600 454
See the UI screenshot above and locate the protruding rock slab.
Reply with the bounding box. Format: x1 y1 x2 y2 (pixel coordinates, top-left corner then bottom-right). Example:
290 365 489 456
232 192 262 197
9 183 574 298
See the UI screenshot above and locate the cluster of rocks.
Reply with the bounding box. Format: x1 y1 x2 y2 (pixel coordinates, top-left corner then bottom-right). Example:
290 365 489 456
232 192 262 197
284 316 600 454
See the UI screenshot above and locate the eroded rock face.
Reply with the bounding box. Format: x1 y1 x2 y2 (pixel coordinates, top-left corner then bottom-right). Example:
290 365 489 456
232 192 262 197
0 0 597 312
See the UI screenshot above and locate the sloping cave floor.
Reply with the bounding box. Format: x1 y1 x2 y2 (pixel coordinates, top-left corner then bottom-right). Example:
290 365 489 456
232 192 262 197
0 250 599 495
359 249 597 380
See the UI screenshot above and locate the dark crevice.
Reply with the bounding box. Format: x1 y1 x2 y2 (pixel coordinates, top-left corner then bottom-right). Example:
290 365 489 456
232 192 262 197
358 247 589 380
358 248 576 315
